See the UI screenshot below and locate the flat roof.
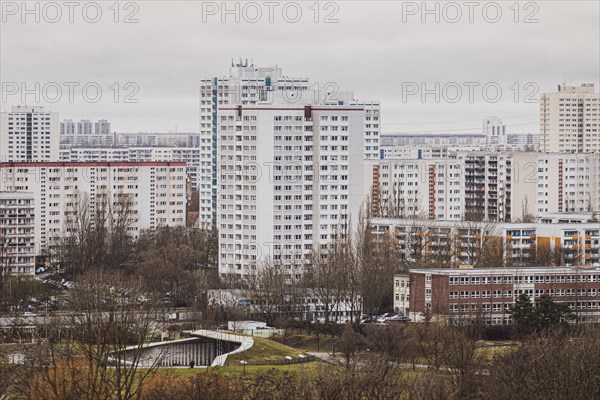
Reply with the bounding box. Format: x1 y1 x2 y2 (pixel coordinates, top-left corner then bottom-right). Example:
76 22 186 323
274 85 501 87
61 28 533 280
0 162 186 168
410 267 600 275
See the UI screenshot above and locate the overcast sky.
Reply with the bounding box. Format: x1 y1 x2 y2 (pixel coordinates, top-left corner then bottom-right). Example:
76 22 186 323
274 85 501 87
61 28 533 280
1 1 598 134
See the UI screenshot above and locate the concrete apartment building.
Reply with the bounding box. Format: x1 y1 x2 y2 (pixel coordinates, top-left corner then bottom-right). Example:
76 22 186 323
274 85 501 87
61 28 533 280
409 267 600 324
0 162 187 257
200 61 380 226
372 217 600 268
483 116 507 146
60 119 111 135
369 151 600 222
0 192 35 275
60 147 202 190
59 131 200 149
380 133 487 147
217 92 365 279
540 83 600 153
0 106 59 162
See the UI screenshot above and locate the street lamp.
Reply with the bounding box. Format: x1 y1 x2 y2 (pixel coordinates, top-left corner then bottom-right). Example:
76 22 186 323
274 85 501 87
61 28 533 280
240 359 247 374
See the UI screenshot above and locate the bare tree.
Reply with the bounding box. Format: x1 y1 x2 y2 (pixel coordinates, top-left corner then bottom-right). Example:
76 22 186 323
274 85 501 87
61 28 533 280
246 259 296 326
357 216 398 317
52 191 134 277
455 220 498 268
22 269 166 400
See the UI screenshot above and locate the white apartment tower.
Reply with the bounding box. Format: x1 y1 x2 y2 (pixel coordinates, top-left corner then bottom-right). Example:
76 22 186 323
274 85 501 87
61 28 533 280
217 93 365 279
77 120 93 135
94 119 111 135
483 116 507 146
60 119 76 135
200 61 310 226
0 106 59 162
540 84 600 153
200 61 380 226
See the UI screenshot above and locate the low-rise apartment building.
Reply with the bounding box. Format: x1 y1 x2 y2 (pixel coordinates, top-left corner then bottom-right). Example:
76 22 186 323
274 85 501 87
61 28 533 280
372 218 600 268
409 267 600 324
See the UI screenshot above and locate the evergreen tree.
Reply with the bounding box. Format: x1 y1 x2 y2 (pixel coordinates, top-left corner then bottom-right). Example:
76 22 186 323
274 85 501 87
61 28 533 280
509 293 534 336
533 294 575 330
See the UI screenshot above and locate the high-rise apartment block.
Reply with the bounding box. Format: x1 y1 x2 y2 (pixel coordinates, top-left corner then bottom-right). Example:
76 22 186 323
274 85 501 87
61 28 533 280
371 151 600 222
483 116 507 146
540 83 600 153
217 92 365 279
60 119 111 136
60 147 202 190
0 162 187 257
200 61 379 226
1 106 59 162
95 119 111 135
77 120 93 135
0 191 36 275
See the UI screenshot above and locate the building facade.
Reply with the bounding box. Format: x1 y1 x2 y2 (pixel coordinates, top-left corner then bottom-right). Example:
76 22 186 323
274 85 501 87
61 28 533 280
59 147 202 190
372 218 600 268
483 116 507 146
217 93 365 279
1 106 59 162
409 267 600 324
59 131 200 149
0 192 35 275
0 162 187 256
200 61 380 226
370 151 600 222
393 274 410 316
540 83 600 153
380 133 486 147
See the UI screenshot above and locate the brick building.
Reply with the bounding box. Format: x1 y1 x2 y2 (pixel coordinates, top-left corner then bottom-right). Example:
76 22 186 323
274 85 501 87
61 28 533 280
409 267 600 324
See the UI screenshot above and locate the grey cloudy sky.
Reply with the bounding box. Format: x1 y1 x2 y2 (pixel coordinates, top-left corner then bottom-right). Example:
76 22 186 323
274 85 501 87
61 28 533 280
1 0 599 134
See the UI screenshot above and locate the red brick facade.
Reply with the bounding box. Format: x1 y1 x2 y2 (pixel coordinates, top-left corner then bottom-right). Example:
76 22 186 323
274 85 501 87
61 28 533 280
409 267 600 324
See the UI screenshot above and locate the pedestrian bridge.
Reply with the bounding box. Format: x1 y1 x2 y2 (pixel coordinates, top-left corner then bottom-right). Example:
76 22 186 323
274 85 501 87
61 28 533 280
114 329 254 367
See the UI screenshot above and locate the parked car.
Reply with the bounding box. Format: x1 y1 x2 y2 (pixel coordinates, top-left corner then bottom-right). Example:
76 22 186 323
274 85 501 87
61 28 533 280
376 313 395 323
386 314 409 323
23 312 36 317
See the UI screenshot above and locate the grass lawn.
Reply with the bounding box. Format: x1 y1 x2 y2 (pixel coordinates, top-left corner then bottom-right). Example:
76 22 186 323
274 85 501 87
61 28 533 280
226 336 310 365
155 361 322 378
475 340 519 363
